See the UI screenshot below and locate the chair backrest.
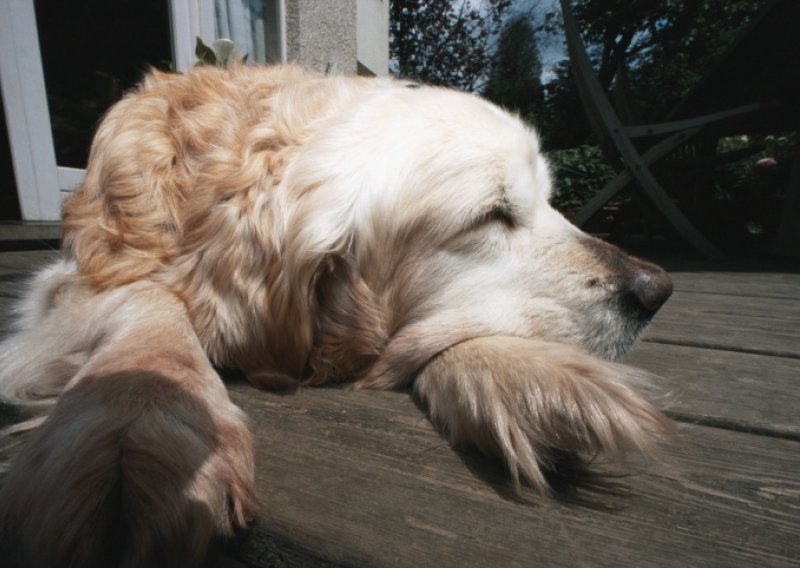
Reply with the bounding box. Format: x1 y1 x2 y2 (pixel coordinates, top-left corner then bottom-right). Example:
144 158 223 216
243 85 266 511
559 0 628 158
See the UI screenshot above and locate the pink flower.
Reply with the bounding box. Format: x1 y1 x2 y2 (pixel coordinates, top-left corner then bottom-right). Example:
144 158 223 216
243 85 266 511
756 157 778 169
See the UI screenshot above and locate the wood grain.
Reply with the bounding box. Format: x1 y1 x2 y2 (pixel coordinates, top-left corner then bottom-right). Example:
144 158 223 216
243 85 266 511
221 384 800 568
668 270 800 299
643 290 800 357
626 342 800 435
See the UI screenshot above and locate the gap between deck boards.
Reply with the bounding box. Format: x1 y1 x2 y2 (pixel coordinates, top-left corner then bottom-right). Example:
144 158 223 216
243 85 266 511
664 411 800 442
642 337 800 360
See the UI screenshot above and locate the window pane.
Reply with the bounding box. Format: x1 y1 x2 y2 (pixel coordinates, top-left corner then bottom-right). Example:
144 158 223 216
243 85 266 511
215 0 281 64
34 0 173 168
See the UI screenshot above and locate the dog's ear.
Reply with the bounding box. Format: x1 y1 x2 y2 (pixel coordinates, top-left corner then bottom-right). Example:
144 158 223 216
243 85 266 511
274 156 360 374
415 336 673 492
277 150 392 384
306 254 389 384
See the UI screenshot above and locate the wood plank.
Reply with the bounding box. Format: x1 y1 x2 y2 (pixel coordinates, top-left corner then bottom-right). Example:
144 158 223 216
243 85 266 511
667 270 800 300
625 342 800 435
644 316 798 357
0 222 60 241
223 384 800 568
664 289 800 317
0 250 58 277
644 290 800 357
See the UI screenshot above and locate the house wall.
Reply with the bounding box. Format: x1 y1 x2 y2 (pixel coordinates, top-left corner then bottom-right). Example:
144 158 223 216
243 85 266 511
357 0 389 76
285 0 357 74
285 0 388 76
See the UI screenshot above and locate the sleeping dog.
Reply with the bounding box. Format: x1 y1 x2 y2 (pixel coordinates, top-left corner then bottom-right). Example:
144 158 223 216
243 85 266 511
0 65 672 566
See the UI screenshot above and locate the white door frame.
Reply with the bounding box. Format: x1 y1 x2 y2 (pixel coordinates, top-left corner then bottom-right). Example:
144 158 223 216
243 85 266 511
0 0 63 220
0 0 286 221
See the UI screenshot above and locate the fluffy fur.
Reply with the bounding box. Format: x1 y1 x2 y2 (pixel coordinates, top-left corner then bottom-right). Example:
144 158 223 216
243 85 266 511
0 65 673 566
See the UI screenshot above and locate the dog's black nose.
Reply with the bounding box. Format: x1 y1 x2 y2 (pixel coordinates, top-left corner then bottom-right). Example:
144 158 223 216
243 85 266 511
628 265 673 314
580 236 673 316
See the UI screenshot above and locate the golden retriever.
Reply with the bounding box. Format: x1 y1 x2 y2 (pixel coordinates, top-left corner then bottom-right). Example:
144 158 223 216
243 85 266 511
0 65 673 566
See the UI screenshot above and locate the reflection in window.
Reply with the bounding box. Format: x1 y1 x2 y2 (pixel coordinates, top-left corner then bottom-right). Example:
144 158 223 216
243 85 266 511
215 0 282 64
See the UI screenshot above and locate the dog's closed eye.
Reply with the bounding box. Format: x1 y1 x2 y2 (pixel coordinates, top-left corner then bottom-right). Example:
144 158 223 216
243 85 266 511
478 206 516 229
446 205 516 255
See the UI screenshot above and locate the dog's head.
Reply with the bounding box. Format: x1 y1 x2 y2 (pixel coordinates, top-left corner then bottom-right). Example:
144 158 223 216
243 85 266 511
281 84 672 387
63 68 670 389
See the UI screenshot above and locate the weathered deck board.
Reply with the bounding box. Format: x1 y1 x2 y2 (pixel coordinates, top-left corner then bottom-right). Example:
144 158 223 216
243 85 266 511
665 290 800 318
221 384 800 568
668 270 800 299
643 290 800 357
626 342 800 436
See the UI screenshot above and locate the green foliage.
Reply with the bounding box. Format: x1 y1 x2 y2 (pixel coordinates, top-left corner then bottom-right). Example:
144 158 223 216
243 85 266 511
710 134 796 240
538 60 587 150
538 1 795 253
546 145 614 213
482 15 544 122
543 0 769 122
389 0 511 91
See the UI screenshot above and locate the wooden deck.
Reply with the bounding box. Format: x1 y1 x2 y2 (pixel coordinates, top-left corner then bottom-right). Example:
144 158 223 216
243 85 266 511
1 249 799 567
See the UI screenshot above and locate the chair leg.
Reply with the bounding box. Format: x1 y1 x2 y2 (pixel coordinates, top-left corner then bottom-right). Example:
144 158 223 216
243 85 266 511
771 135 800 258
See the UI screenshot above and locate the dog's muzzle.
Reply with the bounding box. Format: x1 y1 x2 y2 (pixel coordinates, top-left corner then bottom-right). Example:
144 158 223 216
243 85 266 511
582 236 673 319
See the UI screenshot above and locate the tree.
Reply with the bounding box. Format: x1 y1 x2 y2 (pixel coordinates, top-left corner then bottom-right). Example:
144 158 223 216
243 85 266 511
482 15 545 123
539 60 588 149
389 0 511 92
544 0 769 120
540 0 785 252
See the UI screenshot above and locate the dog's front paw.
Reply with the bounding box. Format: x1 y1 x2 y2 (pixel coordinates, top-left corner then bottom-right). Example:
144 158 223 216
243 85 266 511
415 336 672 492
0 370 257 568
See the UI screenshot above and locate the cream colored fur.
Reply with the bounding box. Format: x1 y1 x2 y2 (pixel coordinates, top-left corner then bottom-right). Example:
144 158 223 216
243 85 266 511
0 65 672 566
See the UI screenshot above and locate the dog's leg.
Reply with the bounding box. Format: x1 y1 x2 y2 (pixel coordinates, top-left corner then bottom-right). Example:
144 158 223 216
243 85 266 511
0 259 90 408
0 282 256 568
415 336 672 492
